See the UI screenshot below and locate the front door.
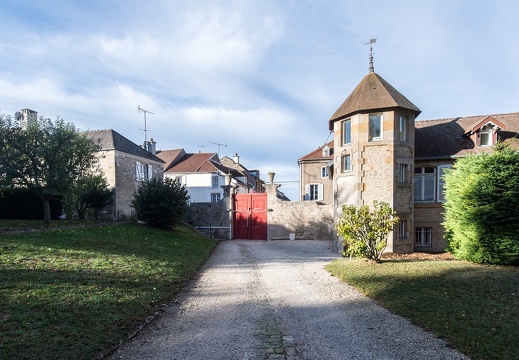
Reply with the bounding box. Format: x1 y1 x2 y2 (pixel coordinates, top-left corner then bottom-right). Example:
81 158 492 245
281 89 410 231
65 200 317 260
233 193 267 240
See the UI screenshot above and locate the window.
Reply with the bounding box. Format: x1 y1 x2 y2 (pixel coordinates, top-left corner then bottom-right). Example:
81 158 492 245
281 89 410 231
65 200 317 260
305 184 323 201
398 115 409 142
321 166 329 178
414 167 436 201
211 193 221 202
437 165 451 202
343 119 351 145
398 164 409 183
322 146 330 157
399 220 408 239
135 162 152 181
369 114 382 141
479 124 492 147
416 227 432 246
212 176 219 189
343 154 351 172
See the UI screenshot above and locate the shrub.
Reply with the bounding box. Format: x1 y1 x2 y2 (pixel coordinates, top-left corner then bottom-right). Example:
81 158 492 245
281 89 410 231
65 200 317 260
131 177 189 229
336 201 399 262
443 142 519 265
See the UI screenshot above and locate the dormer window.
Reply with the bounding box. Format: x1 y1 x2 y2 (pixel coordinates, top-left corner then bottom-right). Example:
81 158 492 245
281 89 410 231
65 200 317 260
322 146 330 157
479 124 492 147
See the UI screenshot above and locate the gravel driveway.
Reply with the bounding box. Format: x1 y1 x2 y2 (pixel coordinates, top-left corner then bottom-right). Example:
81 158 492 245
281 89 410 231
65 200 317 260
110 240 469 360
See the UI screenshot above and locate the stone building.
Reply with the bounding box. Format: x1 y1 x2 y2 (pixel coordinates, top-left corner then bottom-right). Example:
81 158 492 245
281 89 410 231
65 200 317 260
86 130 164 220
320 63 519 253
298 141 334 204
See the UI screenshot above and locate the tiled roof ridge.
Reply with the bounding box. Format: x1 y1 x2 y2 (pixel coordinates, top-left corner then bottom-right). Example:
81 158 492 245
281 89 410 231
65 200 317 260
418 111 519 123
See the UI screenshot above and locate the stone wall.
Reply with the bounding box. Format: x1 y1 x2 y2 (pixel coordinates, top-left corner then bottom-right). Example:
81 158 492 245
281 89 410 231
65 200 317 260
265 183 335 241
185 201 231 239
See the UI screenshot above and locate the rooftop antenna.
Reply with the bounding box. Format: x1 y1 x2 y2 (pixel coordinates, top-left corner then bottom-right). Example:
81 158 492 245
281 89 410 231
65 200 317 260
138 105 154 146
209 141 227 156
364 38 377 73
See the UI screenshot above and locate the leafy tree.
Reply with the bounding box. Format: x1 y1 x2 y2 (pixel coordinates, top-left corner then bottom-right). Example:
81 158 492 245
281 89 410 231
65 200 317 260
65 173 114 220
0 113 100 225
443 142 519 265
336 201 399 262
131 177 190 229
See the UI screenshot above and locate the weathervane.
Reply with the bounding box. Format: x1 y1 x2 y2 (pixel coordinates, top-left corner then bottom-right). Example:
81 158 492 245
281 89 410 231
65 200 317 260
138 106 154 146
364 38 377 73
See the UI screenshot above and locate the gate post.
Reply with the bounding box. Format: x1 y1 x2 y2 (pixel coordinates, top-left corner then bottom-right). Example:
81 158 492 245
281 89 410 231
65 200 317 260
221 174 236 240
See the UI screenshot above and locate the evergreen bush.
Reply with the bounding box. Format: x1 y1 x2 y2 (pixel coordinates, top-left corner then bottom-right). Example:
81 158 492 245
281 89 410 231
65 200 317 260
443 143 519 265
131 177 190 229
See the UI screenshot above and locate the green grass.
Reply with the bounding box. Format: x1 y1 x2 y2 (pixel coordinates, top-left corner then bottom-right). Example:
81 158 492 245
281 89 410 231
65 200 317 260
0 221 217 360
326 257 519 360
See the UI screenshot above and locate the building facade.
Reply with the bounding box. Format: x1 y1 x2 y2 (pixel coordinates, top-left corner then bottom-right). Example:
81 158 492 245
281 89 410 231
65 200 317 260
86 130 164 220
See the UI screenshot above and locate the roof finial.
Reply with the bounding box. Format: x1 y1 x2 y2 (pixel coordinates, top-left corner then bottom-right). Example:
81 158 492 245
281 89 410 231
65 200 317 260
364 38 377 73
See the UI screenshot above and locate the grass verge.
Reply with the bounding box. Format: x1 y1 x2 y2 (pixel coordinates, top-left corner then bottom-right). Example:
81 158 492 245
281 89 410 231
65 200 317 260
326 256 519 360
0 221 217 360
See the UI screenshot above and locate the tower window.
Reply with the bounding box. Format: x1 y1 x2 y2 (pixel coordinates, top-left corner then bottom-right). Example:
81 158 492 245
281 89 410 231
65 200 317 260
369 114 382 141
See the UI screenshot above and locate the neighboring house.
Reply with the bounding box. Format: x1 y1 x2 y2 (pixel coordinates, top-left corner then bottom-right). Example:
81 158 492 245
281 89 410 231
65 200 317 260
321 63 519 253
413 113 519 251
220 153 264 193
86 130 164 220
157 150 263 203
298 141 333 204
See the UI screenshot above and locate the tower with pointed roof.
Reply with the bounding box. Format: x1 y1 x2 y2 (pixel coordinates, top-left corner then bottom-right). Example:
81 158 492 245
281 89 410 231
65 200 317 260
328 56 421 253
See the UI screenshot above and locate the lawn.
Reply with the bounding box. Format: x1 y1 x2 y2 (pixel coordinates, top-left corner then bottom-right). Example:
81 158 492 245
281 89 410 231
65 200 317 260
326 255 519 360
0 221 217 360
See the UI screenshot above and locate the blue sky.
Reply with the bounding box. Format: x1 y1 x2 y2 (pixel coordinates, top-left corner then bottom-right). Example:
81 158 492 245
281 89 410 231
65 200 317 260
1 0 518 200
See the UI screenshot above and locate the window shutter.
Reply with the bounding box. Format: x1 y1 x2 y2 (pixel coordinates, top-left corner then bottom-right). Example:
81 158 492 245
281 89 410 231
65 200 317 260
304 184 310 201
135 162 141 180
148 164 153 180
317 184 324 201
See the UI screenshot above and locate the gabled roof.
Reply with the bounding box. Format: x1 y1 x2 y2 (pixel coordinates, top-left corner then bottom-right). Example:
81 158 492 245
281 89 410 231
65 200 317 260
465 115 507 135
164 152 221 173
298 141 334 162
85 129 164 163
415 112 519 159
329 72 421 130
156 149 186 171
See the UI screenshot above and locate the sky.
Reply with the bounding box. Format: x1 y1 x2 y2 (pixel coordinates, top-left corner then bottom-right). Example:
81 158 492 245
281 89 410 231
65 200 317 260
1 0 518 200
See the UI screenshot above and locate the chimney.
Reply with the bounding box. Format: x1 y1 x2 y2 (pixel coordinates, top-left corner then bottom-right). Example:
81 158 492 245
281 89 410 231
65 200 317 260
21 109 37 130
147 138 157 155
233 153 239 164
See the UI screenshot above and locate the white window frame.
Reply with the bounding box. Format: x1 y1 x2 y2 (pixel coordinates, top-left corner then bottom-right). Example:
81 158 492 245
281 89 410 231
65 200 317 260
343 154 351 172
305 183 323 201
211 193 221 202
437 164 451 203
321 166 329 178
414 167 436 202
415 227 432 247
369 113 382 141
322 146 330 157
343 119 351 145
479 124 492 147
212 176 219 189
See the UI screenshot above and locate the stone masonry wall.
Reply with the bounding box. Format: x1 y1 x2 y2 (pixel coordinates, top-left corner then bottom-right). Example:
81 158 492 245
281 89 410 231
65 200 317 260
265 184 334 241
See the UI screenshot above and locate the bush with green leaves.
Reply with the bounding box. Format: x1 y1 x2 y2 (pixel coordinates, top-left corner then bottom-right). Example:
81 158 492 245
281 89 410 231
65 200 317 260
336 201 399 262
443 142 519 265
131 177 189 229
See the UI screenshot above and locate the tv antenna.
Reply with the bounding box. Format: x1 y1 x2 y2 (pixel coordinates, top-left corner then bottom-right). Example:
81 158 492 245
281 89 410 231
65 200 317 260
209 141 227 156
138 106 153 145
364 38 377 73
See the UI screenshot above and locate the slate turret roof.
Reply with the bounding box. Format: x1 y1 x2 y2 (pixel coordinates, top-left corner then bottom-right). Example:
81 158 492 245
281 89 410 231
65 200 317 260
329 72 421 130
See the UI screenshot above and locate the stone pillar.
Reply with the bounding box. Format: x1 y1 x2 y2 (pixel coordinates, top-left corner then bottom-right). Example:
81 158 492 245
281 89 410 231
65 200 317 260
221 183 236 240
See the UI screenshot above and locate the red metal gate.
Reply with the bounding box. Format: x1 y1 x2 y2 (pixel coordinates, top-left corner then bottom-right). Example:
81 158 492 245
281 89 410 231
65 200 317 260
233 193 267 240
